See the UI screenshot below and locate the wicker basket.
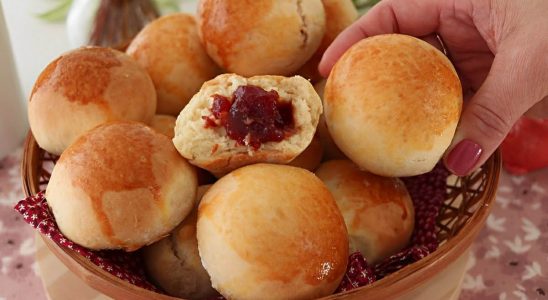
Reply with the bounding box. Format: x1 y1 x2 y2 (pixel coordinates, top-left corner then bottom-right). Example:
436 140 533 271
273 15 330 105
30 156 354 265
21 132 501 300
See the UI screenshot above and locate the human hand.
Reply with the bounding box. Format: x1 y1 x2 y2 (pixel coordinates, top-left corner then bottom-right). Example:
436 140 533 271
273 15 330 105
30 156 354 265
319 0 548 176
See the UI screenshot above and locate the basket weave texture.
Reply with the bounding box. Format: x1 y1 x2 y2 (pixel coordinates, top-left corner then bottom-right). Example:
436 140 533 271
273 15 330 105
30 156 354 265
21 132 500 300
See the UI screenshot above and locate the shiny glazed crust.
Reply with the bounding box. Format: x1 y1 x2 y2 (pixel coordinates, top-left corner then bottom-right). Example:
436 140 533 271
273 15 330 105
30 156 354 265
197 164 348 300
316 160 415 264
197 0 326 76
45 122 197 251
173 74 323 176
28 47 156 155
127 13 219 115
325 34 463 176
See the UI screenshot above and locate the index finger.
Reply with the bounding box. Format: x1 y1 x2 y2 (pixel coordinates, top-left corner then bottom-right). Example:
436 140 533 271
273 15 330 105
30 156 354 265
319 0 443 77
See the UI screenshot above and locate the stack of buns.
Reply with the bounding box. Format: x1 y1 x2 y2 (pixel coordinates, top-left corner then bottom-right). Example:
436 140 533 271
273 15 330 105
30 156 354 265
27 0 464 298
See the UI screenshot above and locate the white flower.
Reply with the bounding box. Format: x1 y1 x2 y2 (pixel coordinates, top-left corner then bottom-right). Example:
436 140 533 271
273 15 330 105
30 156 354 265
19 238 35 256
485 245 501 259
487 214 506 232
522 262 542 281
462 274 486 290
465 251 476 271
531 183 546 194
522 218 540 241
504 236 531 254
512 290 527 300
495 195 510 209
511 176 525 185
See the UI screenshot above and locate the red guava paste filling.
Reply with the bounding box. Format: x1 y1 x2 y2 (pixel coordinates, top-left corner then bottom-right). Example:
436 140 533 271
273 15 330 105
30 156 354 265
203 85 295 149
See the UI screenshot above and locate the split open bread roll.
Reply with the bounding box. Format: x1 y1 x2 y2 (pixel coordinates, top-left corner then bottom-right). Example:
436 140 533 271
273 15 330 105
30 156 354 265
316 160 415 264
173 74 322 176
46 122 197 251
197 0 326 76
28 47 156 155
325 34 463 176
197 164 348 300
143 185 216 299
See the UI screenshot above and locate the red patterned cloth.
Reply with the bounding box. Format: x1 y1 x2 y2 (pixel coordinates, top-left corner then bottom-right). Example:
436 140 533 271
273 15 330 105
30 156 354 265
14 164 449 297
336 164 448 291
14 192 158 292
336 252 376 292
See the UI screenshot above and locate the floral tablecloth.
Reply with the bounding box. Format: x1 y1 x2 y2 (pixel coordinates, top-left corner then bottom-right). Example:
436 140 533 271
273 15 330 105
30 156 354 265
1 148 547 300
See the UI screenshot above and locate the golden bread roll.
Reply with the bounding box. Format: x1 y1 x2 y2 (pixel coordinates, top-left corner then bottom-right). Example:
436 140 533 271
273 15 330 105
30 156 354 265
28 47 156 155
127 13 219 115
46 122 197 251
316 160 415 264
173 74 323 176
197 0 326 76
314 80 347 160
150 115 176 139
143 185 216 299
288 134 323 171
325 34 463 176
297 0 358 82
197 164 348 300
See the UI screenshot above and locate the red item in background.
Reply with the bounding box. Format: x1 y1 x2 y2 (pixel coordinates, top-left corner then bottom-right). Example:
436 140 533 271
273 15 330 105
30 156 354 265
501 117 548 175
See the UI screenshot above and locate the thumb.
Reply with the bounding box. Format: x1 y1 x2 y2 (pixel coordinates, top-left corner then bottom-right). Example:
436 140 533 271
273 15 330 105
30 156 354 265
444 48 545 176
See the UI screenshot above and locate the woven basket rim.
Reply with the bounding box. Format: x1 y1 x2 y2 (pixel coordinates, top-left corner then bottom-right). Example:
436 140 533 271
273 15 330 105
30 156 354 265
21 131 501 299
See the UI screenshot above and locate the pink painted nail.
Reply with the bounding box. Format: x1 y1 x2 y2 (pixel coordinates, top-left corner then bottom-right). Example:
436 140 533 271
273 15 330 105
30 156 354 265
445 140 483 176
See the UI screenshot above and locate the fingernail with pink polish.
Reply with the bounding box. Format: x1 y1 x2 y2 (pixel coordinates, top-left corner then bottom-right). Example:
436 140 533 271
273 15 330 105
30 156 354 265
445 140 483 176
